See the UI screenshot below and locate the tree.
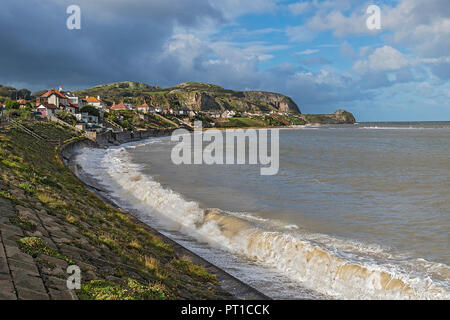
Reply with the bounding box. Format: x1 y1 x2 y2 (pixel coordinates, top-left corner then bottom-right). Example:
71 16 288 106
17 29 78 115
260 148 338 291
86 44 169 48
80 105 100 118
5 100 20 110
17 89 31 100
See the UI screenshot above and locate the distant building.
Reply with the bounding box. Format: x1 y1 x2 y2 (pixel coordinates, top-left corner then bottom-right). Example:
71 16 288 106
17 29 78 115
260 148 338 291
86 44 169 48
36 89 69 109
64 91 81 107
65 103 78 115
209 112 221 119
85 96 107 110
137 103 149 113
160 107 174 115
176 108 192 116
36 103 59 117
76 112 98 125
109 102 128 112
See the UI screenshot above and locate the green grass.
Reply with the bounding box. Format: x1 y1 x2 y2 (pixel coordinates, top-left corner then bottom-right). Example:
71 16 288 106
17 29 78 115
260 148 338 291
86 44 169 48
9 216 37 232
77 278 169 300
171 258 217 284
18 182 35 195
215 117 266 128
17 237 74 264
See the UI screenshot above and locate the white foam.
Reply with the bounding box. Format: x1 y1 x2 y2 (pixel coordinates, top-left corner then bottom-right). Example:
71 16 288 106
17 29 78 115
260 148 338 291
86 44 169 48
357 126 438 130
74 144 450 300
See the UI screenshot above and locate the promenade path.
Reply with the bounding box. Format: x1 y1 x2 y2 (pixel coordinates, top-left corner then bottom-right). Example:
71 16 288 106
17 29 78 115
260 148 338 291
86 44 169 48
0 196 77 300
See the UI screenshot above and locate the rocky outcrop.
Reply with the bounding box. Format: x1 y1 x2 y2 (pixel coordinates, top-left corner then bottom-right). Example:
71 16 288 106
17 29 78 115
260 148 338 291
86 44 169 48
331 110 356 124
301 110 356 125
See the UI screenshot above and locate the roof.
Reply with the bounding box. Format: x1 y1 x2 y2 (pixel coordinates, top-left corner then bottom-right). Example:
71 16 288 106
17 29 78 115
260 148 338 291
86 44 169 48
109 102 127 110
86 96 101 103
41 89 68 99
37 103 58 110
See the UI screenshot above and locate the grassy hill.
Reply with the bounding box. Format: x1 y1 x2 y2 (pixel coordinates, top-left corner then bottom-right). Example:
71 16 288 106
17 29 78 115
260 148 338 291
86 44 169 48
74 81 301 114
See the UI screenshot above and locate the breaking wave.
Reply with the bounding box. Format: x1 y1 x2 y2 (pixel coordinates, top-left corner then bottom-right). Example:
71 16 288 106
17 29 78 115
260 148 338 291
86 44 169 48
74 141 450 300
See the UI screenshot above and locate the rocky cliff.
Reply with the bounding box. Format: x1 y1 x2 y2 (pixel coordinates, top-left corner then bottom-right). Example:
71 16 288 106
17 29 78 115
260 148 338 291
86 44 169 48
74 81 301 114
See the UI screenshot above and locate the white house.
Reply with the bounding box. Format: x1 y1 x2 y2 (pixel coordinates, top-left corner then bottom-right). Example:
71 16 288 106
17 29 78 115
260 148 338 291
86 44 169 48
85 96 107 110
76 112 99 125
36 103 59 117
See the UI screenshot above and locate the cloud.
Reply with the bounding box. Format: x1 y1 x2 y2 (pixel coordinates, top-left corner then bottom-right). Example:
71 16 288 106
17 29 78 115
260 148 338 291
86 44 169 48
297 49 319 55
353 46 410 74
288 2 311 15
0 0 224 90
382 0 450 59
285 0 450 81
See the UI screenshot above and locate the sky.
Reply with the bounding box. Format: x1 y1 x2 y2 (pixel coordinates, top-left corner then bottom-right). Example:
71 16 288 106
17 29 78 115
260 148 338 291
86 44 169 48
1 0 449 121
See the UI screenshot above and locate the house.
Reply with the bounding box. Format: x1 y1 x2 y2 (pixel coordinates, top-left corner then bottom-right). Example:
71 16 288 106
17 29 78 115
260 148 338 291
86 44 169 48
176 108 192 116
16 99 28 108
36 89 69 109
227 110 236 117
137 103 150 113
76 112 98 125
209 112 222 119
36 103 59 117
162 107 174 115
220 110 235 119
109 102 128 112
85 96 107 110
78 98 88 108
64 103 78 115
64 91 82 107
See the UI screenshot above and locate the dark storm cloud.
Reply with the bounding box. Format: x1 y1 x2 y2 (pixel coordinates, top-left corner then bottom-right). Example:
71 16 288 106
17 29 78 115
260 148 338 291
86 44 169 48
0 0 223 91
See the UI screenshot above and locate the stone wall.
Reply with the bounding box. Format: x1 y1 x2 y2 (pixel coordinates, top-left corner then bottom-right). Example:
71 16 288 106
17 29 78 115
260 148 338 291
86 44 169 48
81 129 177 146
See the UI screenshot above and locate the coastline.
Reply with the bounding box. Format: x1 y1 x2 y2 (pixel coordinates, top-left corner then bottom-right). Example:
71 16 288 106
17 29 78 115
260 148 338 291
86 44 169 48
59 133 270 300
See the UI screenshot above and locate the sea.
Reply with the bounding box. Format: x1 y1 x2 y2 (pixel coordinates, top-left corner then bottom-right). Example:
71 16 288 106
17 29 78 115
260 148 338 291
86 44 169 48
74 122 450 300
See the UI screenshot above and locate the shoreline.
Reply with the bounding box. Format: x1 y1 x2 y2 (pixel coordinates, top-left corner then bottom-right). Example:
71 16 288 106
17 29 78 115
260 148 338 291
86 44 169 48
59 133 270 300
